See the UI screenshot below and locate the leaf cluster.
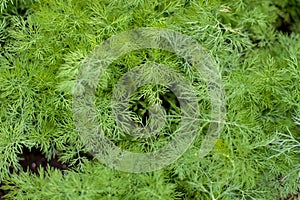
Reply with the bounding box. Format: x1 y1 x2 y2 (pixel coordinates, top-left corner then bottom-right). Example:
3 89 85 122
0 0 299 199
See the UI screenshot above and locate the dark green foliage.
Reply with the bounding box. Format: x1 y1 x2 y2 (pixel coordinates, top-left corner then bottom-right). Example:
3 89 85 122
0 0 299 199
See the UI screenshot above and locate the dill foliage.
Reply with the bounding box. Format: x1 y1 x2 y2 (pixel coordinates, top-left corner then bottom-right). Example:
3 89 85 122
0 0 299 199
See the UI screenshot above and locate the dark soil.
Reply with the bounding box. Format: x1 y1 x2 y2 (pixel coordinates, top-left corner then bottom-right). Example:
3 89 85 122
282 191 300 200
0 184 9 200
19 146 69 174
0 146 70 200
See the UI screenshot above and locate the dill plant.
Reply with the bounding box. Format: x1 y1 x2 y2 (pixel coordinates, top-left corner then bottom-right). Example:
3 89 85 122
0 0 299 199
